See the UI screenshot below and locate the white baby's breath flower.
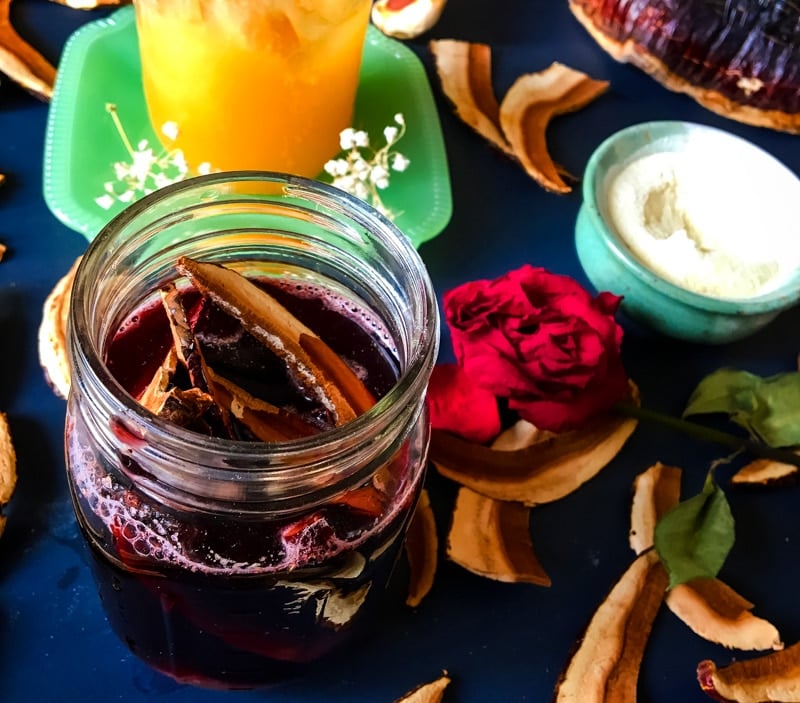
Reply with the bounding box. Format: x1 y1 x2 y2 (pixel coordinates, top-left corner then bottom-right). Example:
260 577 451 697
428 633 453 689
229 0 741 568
96 104 218 212
323 113 410 219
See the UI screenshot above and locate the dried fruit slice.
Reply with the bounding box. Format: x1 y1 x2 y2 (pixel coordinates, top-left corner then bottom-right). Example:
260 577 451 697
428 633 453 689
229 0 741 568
38 257 80 400
176 257 375 426
430 406 637 506
447 486 550 586
667 578 783 652
697 644 800 702
0 0 56 100
394 673 451 703
629 461 682 555
554 549 668 702
568 0 800 133
731 457 799 487
498 62 609 194
405 488 438 607
372 0 448 40
0 412 17 538
429 39 513 156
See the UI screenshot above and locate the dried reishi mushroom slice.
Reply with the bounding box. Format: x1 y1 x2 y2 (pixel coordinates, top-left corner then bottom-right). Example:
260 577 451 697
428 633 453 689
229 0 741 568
38 257 80 400
429 39 513 156
372 0 448 40
554 549 668 702
394 673 451 703
405 488 438 607
175 257 375 426
697 643 800 702
447 486 550 586
0 412 17 538
498 62 609 194
0 0 56 100
731 457 799 487
667 578 783 652
430 388 638 506
629 461 682 555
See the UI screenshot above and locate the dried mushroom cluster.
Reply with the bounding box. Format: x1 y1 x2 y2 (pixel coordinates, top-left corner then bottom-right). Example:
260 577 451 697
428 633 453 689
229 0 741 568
430 39 608 194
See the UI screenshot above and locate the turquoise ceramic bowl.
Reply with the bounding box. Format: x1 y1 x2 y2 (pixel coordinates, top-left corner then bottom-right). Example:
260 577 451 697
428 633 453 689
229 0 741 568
575 121 800 344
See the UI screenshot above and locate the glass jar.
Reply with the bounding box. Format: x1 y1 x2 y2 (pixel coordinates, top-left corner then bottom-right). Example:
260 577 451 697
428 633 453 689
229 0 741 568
65 172 439 689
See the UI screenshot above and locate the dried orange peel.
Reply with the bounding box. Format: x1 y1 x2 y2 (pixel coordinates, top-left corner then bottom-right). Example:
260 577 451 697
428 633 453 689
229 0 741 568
430 39 608 193
404 488 438 607
0 412 17 539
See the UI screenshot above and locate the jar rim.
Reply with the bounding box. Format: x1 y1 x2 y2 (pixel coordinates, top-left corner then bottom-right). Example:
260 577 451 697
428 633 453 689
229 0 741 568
68 171 439 507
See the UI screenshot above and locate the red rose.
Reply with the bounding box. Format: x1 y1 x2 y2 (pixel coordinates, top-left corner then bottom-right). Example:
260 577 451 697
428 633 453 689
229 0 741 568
441 265 628 433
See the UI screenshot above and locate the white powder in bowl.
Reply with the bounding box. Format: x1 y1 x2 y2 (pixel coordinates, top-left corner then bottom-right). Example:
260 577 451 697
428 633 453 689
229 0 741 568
605 143 800 299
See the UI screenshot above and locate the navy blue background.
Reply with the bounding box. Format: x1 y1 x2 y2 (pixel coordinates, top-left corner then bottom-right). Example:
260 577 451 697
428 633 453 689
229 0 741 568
2 1 800 701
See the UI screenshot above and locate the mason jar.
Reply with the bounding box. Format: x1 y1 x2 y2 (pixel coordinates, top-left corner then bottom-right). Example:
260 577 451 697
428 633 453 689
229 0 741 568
65 172 439 688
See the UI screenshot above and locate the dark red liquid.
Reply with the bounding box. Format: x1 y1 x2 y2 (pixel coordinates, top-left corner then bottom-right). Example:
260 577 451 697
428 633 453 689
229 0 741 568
67 277 424 688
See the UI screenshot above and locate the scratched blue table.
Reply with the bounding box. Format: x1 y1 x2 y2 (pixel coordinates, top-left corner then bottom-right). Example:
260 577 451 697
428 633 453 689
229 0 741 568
3 1 800 701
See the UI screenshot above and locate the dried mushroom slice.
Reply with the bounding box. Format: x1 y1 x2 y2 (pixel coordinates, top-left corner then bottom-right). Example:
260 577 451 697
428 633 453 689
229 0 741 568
447 486 550 586
430 399 637 506
498 62 609 194
38 257 80 400
429 39 513 156
405 488 438 607
0 412 17 538
372 0 448 40
0 0 56 100
394 673 451 703
629 461 682 555
569 0 800 133
731 457 799 487
554 549 668 702
697 644 800 702
667 578 783 652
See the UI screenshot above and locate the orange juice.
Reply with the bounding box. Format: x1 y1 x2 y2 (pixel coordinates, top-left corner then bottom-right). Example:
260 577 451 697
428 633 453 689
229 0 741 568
134 0 373 177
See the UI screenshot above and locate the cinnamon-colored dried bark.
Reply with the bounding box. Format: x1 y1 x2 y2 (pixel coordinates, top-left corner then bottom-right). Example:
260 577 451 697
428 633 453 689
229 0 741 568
568 0 800 133
629 462 682 555
0 0 56 101
667 578 783 652
0 412 16 538
430 405 637 506
394 673 451 703
429 39 513 155
447 486 550 586
176 257 375 426
554 550 668 702
499 62 609 193
405 488 438 607
138 347 179 411
697 643 800 702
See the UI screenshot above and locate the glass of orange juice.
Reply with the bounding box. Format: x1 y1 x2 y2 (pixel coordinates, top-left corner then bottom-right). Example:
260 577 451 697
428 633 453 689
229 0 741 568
133 0 373 177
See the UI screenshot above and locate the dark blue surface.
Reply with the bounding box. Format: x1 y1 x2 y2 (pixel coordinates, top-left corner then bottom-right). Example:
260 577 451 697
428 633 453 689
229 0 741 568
2 1 800 701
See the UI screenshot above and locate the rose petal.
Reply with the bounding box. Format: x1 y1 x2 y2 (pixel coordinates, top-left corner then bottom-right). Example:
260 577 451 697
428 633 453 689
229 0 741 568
426 364 500 443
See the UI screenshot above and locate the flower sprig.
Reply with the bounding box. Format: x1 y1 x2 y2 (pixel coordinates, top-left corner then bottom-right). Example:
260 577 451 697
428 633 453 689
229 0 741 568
323 113 410 219
96 103 213 211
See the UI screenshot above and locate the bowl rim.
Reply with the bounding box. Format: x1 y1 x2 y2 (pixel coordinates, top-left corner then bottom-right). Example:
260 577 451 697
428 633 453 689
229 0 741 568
580 119 800 315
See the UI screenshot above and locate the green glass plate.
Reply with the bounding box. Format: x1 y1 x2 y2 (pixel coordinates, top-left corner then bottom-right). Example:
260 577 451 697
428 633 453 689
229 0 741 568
43 6 452 249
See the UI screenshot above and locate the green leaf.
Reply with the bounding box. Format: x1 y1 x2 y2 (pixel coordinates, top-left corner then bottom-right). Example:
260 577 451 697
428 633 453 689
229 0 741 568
683 369 800 448
654 470 735 589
